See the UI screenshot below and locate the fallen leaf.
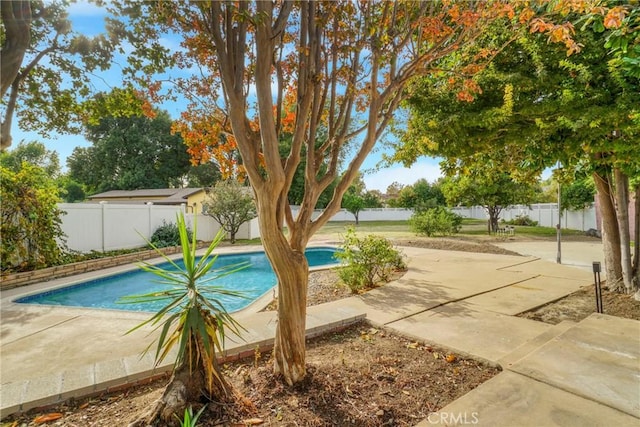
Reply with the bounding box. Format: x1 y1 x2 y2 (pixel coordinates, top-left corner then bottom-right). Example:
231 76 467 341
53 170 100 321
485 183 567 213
433 352 440 359
242 418 264 425
34 413 63 424
79 402 89 410
368 328 379 335
407 342 419 349
402 390 411 396
446 354 457 363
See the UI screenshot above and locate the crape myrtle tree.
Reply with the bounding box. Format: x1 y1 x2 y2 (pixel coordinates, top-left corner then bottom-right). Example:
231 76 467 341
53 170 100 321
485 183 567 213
395 2 639 292
110 0 580 387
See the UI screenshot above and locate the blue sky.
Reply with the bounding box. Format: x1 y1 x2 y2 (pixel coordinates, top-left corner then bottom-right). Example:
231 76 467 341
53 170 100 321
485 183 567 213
12 1 444 192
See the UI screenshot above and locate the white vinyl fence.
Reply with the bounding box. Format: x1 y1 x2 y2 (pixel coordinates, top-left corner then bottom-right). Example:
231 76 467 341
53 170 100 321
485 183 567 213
59 203 261 253
290 204 595 231
451 203 597 231
290 207 414 222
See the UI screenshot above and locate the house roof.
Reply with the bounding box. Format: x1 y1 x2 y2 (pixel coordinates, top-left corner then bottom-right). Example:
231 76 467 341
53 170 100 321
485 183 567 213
88 188 204 204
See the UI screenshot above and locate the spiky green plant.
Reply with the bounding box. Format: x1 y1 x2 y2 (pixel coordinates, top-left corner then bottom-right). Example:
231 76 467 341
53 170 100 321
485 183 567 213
122 212 247 420
177 405 206 427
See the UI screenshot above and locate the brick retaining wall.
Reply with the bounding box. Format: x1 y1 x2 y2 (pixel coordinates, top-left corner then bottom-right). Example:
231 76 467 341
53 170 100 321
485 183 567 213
0 245 206 291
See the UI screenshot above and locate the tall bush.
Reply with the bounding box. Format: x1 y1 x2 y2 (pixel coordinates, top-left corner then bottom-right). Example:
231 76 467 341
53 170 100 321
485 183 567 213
1 163 66 271
150 220 193 248
409 206 462 237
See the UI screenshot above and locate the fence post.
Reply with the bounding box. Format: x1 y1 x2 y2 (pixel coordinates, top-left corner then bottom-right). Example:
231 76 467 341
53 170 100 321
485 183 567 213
147 202 153 240
100 201 107 252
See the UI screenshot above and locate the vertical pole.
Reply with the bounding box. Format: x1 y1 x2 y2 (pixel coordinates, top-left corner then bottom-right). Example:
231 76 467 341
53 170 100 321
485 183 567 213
557 182 562 264
593 262 603 314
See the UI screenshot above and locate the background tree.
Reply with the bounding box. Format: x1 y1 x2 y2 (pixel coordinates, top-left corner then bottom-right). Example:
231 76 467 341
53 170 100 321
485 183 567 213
561 176 596 211
67 109 191 193
183 162 222 188
441 170 537 233
59 178 85 202
395 178 446 211
341 191 365 225
363 190 384 209
340 172 382 224
0 140 60 177
203 180 257 244
385 181 405 207
111 0 574 396
0 0 126 149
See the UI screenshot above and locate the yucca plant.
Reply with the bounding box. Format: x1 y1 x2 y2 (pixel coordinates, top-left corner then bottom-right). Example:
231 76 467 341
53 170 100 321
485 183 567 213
125 213 248 426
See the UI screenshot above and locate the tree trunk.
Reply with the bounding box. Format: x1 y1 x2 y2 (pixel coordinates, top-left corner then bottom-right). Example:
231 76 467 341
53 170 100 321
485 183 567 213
129 335 239 426
1 1 32 150
0 1 31 98
269 239 308 385
255 194 309 386
129 365 205 427
486 206 500 234
613 168 634 293
354 211 359 225
593 171 623 290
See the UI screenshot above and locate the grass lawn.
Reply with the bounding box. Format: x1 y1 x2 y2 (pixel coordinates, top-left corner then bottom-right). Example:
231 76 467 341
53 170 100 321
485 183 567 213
310 217 586 240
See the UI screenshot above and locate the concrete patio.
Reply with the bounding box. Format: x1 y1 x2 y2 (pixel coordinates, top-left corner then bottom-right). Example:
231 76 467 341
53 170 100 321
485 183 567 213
1 243 638 426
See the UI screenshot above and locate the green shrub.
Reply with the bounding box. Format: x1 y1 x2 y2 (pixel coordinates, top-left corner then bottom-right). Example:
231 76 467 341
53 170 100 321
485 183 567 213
409 206 462 237
1 164 67 271
150 220 193 248
506 215 538 226
334 227 406 293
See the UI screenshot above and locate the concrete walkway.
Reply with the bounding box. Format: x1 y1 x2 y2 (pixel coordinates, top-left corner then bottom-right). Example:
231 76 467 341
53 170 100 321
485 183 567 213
1 243 638 426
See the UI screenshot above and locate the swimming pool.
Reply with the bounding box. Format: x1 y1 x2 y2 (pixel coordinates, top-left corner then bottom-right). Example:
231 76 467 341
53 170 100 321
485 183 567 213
15 247 339 313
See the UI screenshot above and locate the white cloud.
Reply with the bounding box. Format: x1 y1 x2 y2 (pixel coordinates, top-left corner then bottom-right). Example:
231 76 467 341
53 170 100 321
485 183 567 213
362 160 442 192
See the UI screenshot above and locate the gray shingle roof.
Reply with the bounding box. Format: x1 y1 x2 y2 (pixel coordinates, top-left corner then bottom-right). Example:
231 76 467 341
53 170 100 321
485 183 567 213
88 188 203 204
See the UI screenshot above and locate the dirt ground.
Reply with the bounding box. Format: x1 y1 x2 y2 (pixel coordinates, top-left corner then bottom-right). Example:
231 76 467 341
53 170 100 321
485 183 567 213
519 285 640 324
5 234 637 427
3 324 499 427
391 237 522 256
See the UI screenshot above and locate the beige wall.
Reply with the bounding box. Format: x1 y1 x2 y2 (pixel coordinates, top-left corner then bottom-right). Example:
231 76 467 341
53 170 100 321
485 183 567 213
187 191 208 214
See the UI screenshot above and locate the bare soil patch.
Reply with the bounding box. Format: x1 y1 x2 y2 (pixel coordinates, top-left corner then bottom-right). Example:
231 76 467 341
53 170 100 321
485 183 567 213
391 237 521 256
519 285 640 324
4 323 500 426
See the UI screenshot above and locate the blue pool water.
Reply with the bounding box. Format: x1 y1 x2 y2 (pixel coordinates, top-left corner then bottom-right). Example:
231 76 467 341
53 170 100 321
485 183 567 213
16 247 339 313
